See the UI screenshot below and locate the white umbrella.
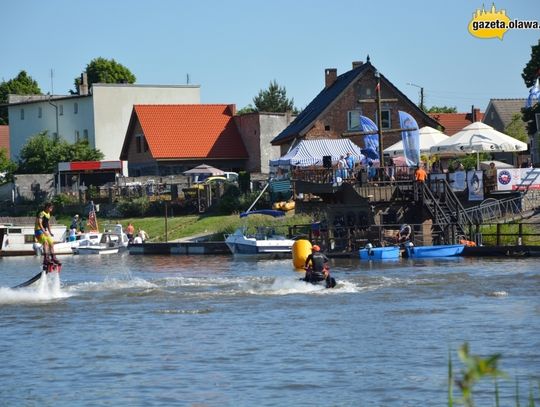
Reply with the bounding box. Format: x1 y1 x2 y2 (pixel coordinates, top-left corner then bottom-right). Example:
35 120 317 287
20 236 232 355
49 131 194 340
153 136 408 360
429 122 528 169
384 126 449 157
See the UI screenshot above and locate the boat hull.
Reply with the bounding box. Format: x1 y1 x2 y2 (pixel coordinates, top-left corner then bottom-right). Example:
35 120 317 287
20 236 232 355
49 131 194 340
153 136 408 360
359 246 400 260
225 229 294 256
406 244 465 258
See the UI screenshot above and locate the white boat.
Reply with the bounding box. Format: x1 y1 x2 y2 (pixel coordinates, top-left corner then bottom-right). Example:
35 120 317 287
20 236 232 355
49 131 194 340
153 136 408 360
52 232 102 255
224 210 294 255
0 223 67 256
74 224 129 255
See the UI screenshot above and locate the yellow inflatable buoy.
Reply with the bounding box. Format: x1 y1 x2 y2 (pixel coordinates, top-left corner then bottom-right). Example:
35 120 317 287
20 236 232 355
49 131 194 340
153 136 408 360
292 239 312 269
283 201 295 211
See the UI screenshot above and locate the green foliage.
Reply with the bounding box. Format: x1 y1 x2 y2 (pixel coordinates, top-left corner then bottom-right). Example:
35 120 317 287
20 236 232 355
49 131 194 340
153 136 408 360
0 147 17 182
454 342 506 407
505 113 528 143
236 105 257 115
0 70 42 124
479 223 540 246
427 106 458 113
18 131 104 173
51 193 79 214
74 57 136 90
521 39 540 134
238 171 251 193
115 196 150 217
253 80 298 113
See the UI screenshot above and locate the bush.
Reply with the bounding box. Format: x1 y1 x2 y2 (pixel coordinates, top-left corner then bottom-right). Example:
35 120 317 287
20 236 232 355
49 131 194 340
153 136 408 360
51 193 79 214
116 196 150 217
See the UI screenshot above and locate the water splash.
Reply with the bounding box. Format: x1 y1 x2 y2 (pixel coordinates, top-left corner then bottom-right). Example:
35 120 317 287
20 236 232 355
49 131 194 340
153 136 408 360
0 271 71 304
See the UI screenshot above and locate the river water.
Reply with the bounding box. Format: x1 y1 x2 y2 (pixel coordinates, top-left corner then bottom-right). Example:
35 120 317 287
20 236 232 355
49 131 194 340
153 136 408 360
0 253 538 406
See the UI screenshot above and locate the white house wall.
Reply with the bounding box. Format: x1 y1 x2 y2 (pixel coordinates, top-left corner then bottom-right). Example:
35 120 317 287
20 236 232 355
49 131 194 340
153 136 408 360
92 84 200 160
8 96 94 161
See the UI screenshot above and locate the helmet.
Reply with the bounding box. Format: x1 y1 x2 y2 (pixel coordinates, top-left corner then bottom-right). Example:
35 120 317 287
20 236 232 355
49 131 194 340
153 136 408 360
312 245 320 252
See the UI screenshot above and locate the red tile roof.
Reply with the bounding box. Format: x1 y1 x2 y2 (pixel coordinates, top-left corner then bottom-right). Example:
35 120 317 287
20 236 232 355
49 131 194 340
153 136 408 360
0 125 9 157
130 104 248 160
429 110 484 136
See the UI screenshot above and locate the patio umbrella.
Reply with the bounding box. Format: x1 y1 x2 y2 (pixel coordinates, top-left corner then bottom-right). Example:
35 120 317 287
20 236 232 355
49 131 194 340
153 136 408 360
383 126 449 157
429 122 528 169
183 164 225 176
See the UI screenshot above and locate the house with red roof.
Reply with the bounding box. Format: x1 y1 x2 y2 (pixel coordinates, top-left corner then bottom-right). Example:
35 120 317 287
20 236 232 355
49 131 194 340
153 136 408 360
120 104 248 176
0 125 9 157
429 107 484 136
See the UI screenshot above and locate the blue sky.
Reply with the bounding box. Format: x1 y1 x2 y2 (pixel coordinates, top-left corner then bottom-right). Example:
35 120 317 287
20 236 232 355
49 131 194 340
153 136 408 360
2 0 538 112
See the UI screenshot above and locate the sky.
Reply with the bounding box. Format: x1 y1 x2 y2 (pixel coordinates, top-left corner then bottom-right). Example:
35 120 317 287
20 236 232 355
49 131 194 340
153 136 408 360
2 0 539 113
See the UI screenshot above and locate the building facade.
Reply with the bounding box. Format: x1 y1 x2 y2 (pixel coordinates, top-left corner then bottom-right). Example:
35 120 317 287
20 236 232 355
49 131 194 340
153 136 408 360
7 83 200 162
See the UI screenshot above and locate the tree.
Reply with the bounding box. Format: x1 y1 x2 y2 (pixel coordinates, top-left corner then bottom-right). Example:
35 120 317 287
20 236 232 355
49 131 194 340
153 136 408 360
252 80 298 113
426 106 458 113
74 57 136 91
0 70 42 124
505 113 528 143
521 39 540 134
0 148 17 183
18 131 104 173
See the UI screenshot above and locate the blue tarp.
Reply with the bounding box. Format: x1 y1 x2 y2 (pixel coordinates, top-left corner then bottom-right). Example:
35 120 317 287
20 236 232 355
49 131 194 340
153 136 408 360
270 139 364 167
239 210 285 218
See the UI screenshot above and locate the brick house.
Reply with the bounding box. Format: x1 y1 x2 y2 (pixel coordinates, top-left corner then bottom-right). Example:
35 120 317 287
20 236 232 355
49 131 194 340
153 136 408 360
120 104 248 176
271 59 439 154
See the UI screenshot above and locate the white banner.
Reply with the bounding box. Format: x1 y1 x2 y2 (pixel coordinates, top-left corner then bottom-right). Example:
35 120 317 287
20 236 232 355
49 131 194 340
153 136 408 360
497 168 540 191
449 171 467 191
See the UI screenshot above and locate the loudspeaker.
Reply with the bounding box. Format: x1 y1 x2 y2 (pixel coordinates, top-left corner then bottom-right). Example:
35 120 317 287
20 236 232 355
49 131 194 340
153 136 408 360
323 155 332 168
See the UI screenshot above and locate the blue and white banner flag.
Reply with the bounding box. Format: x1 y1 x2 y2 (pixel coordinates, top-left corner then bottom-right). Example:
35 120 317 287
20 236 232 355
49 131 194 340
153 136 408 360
526 78 540 108
359 115 379 157
398 111 420 167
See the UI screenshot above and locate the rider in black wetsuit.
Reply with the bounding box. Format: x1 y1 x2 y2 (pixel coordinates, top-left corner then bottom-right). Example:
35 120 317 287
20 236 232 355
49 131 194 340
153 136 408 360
304 245 329 283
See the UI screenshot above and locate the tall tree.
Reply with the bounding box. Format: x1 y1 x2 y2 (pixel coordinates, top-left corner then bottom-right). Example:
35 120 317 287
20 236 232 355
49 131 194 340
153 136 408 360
74 57 136 91
0 70 42 124
18 131 104 173
522 39 540 134
253 80 298 113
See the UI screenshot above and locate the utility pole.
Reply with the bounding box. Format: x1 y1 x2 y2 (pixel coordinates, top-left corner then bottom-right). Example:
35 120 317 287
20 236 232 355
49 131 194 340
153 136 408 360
407 82 425 111
375 70 384 167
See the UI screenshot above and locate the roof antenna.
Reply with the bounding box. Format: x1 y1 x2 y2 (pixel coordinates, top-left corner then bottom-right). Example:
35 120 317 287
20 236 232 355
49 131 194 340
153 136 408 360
186 73 190 84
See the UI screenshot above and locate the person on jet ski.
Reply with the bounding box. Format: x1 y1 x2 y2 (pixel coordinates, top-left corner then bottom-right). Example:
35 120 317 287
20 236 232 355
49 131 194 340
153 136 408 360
304 245 330 283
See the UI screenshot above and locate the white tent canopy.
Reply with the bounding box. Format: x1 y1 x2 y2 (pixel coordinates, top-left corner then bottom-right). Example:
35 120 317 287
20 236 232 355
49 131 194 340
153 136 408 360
384 126 449 157
270 139 364 167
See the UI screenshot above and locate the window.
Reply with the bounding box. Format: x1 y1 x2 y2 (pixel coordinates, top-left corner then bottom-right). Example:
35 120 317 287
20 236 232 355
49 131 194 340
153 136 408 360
20 109 24 120
144 138 149 152
324 125 330 131
59 104 64 116
74 102 78 114
83 129 88 142
38 107 42 118
75 130 80 142
347 110 362 131
376 109 391 130
136 135 142 153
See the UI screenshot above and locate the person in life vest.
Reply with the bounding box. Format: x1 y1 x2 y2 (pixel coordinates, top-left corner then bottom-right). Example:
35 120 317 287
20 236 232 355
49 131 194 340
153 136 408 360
304 245 330 283
34 202 61 267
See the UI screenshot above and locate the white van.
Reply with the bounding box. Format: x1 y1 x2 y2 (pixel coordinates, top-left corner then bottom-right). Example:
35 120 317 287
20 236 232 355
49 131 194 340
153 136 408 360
224 172 239 182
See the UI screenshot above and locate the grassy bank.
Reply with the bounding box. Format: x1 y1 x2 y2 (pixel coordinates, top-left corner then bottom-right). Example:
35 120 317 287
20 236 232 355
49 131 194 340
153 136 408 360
55 212 313 242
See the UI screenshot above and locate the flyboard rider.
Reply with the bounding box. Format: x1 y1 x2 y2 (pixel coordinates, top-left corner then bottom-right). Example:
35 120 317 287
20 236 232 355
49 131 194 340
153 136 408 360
35 202 61 270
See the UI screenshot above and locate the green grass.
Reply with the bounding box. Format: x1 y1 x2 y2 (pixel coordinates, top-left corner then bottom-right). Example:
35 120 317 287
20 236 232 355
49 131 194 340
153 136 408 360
54 212 312 242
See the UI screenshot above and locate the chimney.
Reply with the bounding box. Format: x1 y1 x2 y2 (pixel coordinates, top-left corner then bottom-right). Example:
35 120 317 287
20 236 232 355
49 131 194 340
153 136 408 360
325 68 337 88
79 73 88 96
471 105 480 122
352 61 363 69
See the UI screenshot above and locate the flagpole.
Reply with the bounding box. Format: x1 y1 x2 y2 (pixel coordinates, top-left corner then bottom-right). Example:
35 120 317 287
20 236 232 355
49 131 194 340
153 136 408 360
375 70 385 168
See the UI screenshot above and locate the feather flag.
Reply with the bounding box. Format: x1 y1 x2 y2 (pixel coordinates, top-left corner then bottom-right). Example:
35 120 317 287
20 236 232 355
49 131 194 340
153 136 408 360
525 78 540 108
398 111 420 167
360 115 379 158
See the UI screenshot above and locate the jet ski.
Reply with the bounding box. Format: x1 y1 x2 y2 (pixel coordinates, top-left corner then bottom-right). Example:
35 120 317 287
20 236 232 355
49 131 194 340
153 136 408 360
301 266 337 289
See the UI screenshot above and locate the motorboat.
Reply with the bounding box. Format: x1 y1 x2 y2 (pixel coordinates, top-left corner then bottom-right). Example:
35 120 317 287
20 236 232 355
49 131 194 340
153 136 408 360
224 210 295 255
359 244 400 260
74 224 129 255
0 223 67 256
405 244 465 258
52 232 102 255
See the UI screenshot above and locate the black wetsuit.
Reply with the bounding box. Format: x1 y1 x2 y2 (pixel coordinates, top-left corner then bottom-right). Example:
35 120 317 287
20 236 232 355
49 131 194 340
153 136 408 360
305 252 329 282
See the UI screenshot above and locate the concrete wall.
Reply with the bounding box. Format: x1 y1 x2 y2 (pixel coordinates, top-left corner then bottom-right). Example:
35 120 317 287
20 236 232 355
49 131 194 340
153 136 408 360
92 84 200 161
235 112 295 173
13 173 55 201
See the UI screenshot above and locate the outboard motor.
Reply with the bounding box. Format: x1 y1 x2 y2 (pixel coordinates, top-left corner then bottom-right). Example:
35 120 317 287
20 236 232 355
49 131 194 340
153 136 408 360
365 242 374 256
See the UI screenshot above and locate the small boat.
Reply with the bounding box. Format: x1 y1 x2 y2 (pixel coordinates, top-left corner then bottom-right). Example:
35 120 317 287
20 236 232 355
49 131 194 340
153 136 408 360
225 210 295 255
405 244 465 258
52 232 102 255
0 223 67 256
359 245 400 260
75 225 129 255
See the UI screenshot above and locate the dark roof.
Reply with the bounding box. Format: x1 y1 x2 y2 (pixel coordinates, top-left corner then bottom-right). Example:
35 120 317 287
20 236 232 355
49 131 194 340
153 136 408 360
485 99 527 128
271 61 440 145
